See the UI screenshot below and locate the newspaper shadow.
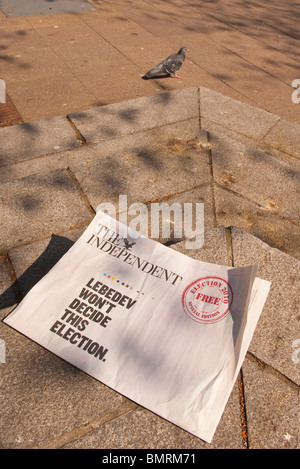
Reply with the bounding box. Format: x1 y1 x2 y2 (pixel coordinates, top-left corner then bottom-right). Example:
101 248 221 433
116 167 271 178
0 234 74 311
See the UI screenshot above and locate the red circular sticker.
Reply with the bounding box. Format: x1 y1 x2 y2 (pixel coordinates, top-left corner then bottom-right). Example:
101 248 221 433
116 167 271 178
182 276 233 324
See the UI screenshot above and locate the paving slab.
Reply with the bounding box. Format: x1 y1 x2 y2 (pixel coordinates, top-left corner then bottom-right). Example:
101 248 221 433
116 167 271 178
35 21 130 71
0 34 72 85
0 168 92 250
6 73 98 123
231 227 300 386
80 11 166 67
0 117 202 183
63 388 242 449
0 0 95 17
0 116 81 166
100 0 187 38
68 88 200 143
200 87 280 139
192 26 299 87
230 227 300 449
0 324 124 449
263 119 300 158
214 184 300 259
202 117 300 172
68 127 211 211
149 183 215 246
243 355 299 449
206 119 300 225
171 225 230 267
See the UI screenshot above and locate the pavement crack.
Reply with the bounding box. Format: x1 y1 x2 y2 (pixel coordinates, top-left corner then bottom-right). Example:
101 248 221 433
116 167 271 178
214 182 300 228
225 226 234 267
238 369 249 449
206 131 218 227
259 117 281 141
66 167 95 216
197 87 201 130
66 116 87 145
41 400 138 449
247 352 300 389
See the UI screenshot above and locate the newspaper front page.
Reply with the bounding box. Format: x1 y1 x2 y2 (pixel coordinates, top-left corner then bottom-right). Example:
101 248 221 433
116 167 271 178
4 211 271 443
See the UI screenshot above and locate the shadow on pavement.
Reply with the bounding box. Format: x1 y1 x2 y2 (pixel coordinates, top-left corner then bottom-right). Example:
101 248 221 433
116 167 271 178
0 234 74 310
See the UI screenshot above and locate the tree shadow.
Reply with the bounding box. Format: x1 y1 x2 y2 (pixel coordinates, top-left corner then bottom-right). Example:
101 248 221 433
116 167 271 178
0 29 31 70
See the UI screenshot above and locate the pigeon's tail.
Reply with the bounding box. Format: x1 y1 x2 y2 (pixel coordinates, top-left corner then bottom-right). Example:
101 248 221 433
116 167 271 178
144 66 161 78
141 65 169 80
141 71 152 80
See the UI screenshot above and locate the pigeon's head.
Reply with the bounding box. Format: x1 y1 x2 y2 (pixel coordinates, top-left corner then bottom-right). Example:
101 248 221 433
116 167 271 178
178 46 189 55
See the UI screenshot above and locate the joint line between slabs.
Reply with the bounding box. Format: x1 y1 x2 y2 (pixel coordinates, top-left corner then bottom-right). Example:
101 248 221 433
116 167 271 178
66 166 95 216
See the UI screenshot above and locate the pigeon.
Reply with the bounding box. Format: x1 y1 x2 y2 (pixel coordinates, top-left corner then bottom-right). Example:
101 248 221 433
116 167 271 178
142 46 189 80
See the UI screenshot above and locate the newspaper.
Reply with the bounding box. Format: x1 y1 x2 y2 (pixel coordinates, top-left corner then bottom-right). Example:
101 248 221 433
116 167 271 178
3 211 271 443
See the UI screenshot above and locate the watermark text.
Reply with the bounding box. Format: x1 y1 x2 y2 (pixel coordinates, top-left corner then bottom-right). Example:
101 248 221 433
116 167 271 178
291 79 300 104
97 195 204 250
0 79 6 104
292 338 300 364
0 339 6 364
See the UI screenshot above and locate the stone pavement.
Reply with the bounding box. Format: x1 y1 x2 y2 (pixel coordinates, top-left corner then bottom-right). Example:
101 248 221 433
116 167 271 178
0 0 299 451
0 86 299 450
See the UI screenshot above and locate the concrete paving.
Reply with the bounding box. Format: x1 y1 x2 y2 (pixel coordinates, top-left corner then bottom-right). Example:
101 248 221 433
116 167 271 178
0 0 299 450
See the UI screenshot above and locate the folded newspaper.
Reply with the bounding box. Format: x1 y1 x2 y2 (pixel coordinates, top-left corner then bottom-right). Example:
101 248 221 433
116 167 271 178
4 211 271 443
